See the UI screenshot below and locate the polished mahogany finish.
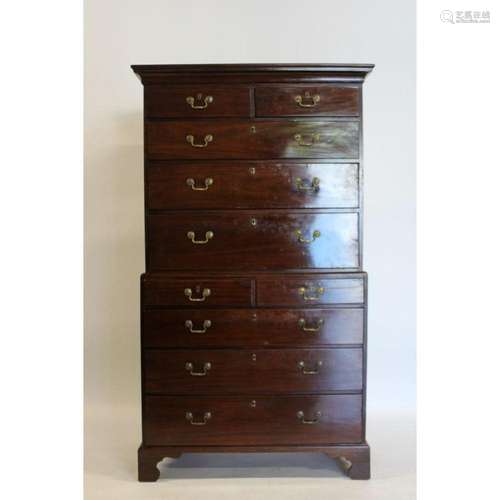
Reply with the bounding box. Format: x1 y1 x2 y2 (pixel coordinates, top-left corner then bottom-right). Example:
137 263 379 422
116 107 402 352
141 272 366 307
142 308 364 348
147 162 359 210
146 120 360 160
255 85 360 117
141 275 252 307
132 63 374 481
145 86 251 118
143 394 363 446
144 348 363 394
257 276 365 306
147 211 359 271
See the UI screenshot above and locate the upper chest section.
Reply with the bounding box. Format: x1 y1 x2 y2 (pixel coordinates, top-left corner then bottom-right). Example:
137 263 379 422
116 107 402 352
132 64 374 119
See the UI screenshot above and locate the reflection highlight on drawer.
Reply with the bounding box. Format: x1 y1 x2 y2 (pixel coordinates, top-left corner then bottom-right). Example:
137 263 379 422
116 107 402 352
147 211 360 271
144 348 363 394
142 308 364 348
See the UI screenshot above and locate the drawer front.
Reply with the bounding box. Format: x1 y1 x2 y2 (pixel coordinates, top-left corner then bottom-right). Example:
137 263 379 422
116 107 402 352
257 277 365 306
143 394 363 446
255 86 360 117
147 162 359 210
144 348 363 394
147 212 359 271
142 308 364 348
146 120 359 160
142 276 252 307
145 86 251 118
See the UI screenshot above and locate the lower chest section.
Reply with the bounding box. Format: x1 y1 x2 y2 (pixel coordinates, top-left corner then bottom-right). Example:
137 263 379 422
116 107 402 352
141 272 366 446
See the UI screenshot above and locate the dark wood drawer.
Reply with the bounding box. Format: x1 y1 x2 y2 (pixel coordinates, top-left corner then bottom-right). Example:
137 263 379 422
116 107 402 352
147 211 359 271
145 86 251 118
141 275 252 307
147 162 359 210
144 348 363 394
146 120 359 160
142 308 364 348
257 276 365 306
143 394 363 446
255 86 360 117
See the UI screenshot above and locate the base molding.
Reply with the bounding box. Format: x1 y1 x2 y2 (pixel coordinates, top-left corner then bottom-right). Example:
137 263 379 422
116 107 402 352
138 442 370 481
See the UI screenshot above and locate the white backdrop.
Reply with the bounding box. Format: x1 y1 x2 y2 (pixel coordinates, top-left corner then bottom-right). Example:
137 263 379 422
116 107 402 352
85 1 415 494
85 0 415 417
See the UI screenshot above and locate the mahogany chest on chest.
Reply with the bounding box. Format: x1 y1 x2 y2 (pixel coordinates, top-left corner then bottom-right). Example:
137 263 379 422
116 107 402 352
132 64 374 480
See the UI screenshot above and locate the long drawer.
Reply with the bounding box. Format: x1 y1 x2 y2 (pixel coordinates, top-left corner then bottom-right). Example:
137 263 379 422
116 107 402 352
142 308 364 348
147 162 359 210
145 120 359 159
147 212 359 271
144 348 363 394
143 394 363 446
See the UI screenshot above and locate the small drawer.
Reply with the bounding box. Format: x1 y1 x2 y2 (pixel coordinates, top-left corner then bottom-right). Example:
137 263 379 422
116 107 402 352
257 276 365 306
142 308 364 348
147 162 359 210
146 120 359 160
141 275 252 307
143 394 363 446
255 85 360 117
145 86 251 118
147 211 359 271
144 348 363 394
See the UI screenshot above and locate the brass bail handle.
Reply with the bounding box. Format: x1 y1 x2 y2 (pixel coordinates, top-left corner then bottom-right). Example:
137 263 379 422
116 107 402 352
298 360 323 375
299 286 325 302
186 134 213 147
186 94 214 109
294 91 320 107
185 319 212 334
294 133 320 147
184 287 211 302
187 230 214 244
185 411 212 425
185 361 212 376
295 177 320 192
297 410 322 424
186 177 214 191
295 229 321 244
298 318 324 333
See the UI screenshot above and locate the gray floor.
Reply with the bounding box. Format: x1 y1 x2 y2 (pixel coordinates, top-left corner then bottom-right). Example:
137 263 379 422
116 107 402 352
85 405 415 500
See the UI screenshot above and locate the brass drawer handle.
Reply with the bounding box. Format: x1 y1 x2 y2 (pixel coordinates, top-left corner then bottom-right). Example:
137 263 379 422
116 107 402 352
298 360 323 375
185 319 212 334
185 411 212 425
294 91 320 108
186 177 213 191
295 177 320 192
187 230 214 244
186 94 214 109
184 287 211 302
185 361 211 376
186 134 213 147
297 410 322 424
299 286 325 301
298 318 324 333
295 229 321 244
294 133 320 146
